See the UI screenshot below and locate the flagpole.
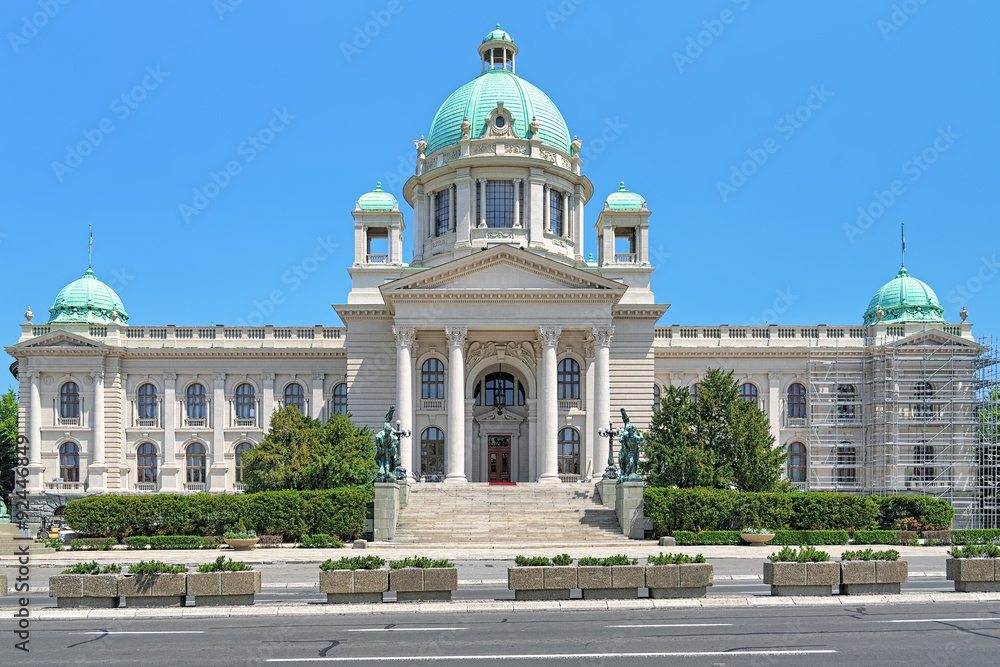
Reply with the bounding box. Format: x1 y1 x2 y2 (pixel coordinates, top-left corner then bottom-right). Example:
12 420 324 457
89 225 93 269
901 222 905 268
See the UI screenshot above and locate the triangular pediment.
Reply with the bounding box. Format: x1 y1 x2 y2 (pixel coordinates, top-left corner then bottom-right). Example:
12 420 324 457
889 328 979 350
13 330 109 351
382 246 627 295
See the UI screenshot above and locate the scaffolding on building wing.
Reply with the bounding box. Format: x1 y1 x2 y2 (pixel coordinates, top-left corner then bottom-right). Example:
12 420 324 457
806 327 989 528
975 335 999 529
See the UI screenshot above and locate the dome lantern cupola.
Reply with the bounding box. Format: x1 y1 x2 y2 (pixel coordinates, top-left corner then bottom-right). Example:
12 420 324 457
479 24 517 73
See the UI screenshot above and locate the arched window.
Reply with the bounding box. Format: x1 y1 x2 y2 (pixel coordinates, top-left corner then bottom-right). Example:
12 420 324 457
557 428 580 475
186 383 207 421
689 382 702 404
787 442 807 483
59 442 80 482
186 442 207 483
914 444 935 483
421 359 445 400
137 383 158 421
60 382 80 420
739 383 758 405
331 383 348 416
420 427 445 478
837 443 857 485
653 384 661 410
475 372 524 407
914 381 934 419
557 359 580 400
234 383 256 422
283 382 305 414
235 442 252 484
836 384 857 422
137 442 158 483
787 383 807 419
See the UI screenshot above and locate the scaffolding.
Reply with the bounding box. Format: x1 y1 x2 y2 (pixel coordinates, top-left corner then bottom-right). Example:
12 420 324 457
975 336 1000 529
807 327 984 528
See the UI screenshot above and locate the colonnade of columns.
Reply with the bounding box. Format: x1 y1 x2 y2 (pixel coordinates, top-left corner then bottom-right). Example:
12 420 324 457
391 325 614 484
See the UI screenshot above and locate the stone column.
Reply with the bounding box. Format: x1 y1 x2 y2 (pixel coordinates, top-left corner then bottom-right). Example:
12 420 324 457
311 372 325 421
456 172 472 248
86 370 107 493
444 326 468 483
160 373 179 492
413 186 426 262
27 370 43 492
574 189 586 262
592 326 614 478
562 192 570 237
513 179 521 228
767 372 782 453
537 326 562 483
543 185 551 232
260 372 275 432
528 174 545 247
478 179 487 228
209 372 227 492
393 326 415 479
449 185 456 232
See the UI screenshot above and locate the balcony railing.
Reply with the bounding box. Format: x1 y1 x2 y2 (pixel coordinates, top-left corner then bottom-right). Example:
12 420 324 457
234 417 257 428
135 483 158 493
366 254 388 264
46 481 84 491
183 483 206 493
558 400 580 411
58 417 81 427
183 418 207 428
135 418 159 428
558 474 581 483
614 253 636 263
420 399 445 411
234 482 246 492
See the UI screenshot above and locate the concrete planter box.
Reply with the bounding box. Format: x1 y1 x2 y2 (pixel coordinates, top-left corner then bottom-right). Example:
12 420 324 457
763 561 839 596
389 567 458 602
581 565 644 600
320 569 389 604
0 573 6 597
946 558 1000 592
49 574 121 608
840 560 908 594
187 571 261 606
508 566 560 601
118 573 187 607
645 563 714 598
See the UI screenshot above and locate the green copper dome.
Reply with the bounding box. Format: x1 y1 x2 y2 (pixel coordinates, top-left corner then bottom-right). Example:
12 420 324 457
357 182 397 211
48 268 129 326
484 25 513 43
605 182 646 210
863 266 945 326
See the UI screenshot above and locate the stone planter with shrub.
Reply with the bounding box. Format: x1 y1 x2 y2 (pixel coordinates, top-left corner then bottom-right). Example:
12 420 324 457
48 562 123 608
187 556 260 606
946 544 1000 592
117 561 189 607
319 556 388 604
764 546 839 596
839 549 908 594
577 555 643 599
507 555 576 601
223 528 259 551
645 553 713 598
0 573 7 596
388 557 457 602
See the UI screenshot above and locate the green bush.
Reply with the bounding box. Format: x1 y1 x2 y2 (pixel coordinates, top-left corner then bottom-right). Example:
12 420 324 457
768 545 830 562
952 544 1000 558
126 535 206 550
551 554 573 566
320 556 385 571
772 530 849 546
299 534 344 549
514 556 551 567
60 561 122 575
647 552 706 565
197 556 253 573
873 495 954 530
645 488 880 533
851 530 900 545
128 560 188 575
63 487 372 541
577 555 638 566
388 557 453 569
841 549 900 561
952 529 1000 545
672 531 741 546
69 537 117 551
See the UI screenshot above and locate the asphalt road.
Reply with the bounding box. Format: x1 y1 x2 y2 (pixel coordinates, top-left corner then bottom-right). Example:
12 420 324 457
5 601 1000 665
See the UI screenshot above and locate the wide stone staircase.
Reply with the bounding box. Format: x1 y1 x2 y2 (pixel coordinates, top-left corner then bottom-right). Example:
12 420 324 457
388 483 630 546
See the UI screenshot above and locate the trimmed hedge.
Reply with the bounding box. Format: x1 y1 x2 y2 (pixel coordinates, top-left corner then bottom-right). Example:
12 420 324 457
68 537 117 551
63 487 372 541
772 530 849 546
851 530 900 545
672 530 741 546
872 495 954 530
125 535 206 550
952 529 1000 545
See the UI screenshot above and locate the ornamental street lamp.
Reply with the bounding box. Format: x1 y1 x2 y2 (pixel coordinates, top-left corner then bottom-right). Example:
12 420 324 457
597 420 622 480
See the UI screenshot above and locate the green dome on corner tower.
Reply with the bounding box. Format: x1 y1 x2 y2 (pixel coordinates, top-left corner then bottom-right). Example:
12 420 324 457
863 265 944 326
605 182 646 211
48 267 129 326
424 28 571 156
357 182 397 211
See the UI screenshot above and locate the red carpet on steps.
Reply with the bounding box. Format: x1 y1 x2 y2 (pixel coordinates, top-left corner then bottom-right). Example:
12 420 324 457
488 482 516 486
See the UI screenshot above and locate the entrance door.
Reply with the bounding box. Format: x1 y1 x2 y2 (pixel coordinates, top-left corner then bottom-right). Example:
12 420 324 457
488 435 511 483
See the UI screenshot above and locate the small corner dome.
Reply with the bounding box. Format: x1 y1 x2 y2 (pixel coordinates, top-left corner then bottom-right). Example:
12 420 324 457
863 266 945 326
357 182 397 211
605 182 646 211
48 267 129 326
483 24 513 43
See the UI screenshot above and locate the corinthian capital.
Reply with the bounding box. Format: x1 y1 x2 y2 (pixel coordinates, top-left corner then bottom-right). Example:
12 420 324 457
445 326 468 348
90 369 105 380
539 326 562 348
393 326 416 348
592 326 615 347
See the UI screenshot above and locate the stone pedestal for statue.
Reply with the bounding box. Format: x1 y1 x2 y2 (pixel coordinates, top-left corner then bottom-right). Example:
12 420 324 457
598 478 617 511
373 482 400 541
398 478 409 509
616 481 645 540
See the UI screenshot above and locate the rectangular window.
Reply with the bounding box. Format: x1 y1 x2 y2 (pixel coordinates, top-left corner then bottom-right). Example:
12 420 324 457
486 180 514 228
435 189 450 236
550 190 564 236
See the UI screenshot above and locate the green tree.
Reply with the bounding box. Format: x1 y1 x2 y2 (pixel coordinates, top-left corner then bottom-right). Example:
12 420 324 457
0 389 18 505
241 406 375 493
641 385 721 488
727 398 789 492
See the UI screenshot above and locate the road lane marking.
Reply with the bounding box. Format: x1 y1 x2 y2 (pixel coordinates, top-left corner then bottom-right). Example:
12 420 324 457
266 650 837 662
876 617 1000 624
69 631 205 635
606 623 733 628
347 628 467 633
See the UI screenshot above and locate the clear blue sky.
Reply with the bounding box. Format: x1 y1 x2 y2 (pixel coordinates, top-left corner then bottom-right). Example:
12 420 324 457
2 0 998 382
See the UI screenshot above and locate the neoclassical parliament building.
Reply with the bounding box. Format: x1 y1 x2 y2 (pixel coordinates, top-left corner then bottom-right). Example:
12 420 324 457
9 28 995 528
